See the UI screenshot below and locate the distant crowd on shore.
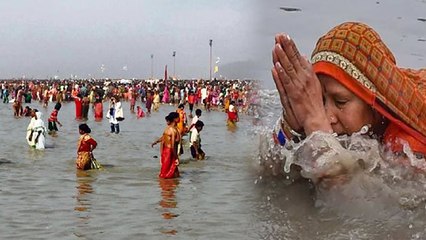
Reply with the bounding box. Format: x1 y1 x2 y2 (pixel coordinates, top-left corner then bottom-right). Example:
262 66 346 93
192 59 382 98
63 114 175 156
2 78 261 118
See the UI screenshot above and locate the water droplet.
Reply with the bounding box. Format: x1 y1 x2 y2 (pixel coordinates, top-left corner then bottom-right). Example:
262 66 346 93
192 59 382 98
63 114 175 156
267 196 271 201
409 224 413 229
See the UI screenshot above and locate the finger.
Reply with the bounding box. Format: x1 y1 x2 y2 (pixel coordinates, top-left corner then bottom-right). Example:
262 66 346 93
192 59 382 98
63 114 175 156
280 35 304 73
272 66 290 106
299 55 311 70
272 48 278 65
274 61 291 85
274 43 298 81
272 67 292 114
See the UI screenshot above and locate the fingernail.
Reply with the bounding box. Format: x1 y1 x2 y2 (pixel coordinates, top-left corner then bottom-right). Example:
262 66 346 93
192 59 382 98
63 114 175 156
275 61 282 69
275 43 282 50
286 35 291 40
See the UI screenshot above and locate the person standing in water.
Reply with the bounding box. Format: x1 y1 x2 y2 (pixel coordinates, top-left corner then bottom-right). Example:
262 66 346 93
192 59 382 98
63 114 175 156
190 120 205 160
107 96 124 134
74 94 83 120
76 123 101 170
152 112 180 179
227 100 239 127
47 102 63 136
27 109 47 150
93 95 103 121
176 104 188 135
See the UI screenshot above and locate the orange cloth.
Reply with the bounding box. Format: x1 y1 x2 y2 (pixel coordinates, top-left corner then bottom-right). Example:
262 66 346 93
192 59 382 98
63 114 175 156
311 22 426 155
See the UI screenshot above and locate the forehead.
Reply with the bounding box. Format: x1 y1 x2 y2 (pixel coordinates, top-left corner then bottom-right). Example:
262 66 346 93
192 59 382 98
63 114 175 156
318 74 352 95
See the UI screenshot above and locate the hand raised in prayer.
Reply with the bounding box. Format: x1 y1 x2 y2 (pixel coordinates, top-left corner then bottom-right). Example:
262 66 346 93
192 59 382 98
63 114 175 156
272 34 302 133
272 33 332 135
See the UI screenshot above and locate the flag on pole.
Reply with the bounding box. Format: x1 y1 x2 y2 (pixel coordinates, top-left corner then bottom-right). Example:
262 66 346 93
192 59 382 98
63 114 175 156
214 65 219 73
209 39 212 47
172 51 176 57
214 57 220 73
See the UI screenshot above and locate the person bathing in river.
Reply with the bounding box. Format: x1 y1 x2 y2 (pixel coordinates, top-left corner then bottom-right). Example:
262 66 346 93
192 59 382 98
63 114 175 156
152 112 181 179
190 120 205 160
272 22 426 183
76 123 101 170
47 102 63 136
27 109 46 150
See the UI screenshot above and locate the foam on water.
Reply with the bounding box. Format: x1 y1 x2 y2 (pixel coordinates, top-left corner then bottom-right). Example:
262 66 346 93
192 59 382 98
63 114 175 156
255 89 426 237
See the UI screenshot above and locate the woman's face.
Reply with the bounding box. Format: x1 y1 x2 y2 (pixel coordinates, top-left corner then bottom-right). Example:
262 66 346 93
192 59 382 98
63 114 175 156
319 74 379 135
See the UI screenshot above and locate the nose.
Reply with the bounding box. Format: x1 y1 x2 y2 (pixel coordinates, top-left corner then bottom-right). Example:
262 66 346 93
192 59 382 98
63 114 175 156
324 104 338 124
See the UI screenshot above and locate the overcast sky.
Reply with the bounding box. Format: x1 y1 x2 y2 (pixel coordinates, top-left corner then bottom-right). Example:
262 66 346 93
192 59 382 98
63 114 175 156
257 0 426 88
0 0 424 85
0 0 260 80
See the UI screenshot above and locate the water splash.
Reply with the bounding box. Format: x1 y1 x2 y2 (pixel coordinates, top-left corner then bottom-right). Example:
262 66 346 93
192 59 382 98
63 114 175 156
255 89 426 216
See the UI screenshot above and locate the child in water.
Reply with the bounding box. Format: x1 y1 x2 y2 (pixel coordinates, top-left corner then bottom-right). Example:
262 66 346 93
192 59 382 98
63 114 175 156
136 106 145 119
48 102 63 136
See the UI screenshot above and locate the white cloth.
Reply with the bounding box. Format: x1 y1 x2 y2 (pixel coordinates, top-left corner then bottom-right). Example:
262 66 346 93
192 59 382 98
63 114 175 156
201 88 207 101
27 112 46 149
190 128 199 146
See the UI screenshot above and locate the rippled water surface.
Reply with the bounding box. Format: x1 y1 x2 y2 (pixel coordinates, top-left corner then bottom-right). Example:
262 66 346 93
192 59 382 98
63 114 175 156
0 101 265 239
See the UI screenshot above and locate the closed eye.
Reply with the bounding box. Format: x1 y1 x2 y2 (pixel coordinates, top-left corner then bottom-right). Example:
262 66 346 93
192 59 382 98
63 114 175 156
335 99 348 108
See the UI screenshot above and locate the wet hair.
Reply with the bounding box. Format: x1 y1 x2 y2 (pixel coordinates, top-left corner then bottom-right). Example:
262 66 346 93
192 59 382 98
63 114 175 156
54 102 62 110
169 112 179 120
195 120 204 128
79 123 91 133
165 115 173 122
195 109 202 116
165 112 179 122
178 103 184 109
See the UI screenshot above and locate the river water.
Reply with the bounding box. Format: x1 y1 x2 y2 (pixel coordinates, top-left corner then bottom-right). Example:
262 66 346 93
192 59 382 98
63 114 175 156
0 101 262 239
2 95 426 239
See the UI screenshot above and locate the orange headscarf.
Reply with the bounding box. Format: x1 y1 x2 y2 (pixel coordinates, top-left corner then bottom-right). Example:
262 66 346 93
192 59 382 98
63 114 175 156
311 22 426 155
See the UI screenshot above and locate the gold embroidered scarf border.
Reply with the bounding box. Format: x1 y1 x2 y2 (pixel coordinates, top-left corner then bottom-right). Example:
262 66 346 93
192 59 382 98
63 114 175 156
311 51 377 93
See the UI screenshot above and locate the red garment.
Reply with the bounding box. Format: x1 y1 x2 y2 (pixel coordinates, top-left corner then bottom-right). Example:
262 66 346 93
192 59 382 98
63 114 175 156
228 111 238 122
137 108 145 118
160 146 179 179
48 109 58 122
77 134 97 153
188 95 195 104
94 102 103 120
74 97 82 119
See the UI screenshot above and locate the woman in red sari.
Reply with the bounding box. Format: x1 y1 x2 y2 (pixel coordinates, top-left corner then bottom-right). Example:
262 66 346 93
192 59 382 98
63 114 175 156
76 124 100 170
272 22 426 179
152 112 180 179
74 94 83 120
93 96 103 121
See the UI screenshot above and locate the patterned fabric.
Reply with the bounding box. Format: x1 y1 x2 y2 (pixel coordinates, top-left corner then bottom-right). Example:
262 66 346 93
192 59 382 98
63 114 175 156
311 22 426 137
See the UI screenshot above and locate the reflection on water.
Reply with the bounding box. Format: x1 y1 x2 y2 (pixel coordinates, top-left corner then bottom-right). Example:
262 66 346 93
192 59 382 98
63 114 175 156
75 170 95 213
158 178 179 235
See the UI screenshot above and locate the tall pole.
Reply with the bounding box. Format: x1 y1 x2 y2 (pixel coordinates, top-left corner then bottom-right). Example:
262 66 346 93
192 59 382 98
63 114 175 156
172 51 176 79
150 54 154 79
209 39 213 80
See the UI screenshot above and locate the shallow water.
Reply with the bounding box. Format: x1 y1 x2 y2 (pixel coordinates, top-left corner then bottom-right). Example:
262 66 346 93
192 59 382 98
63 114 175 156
3 95 426 239
0 101 263 239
